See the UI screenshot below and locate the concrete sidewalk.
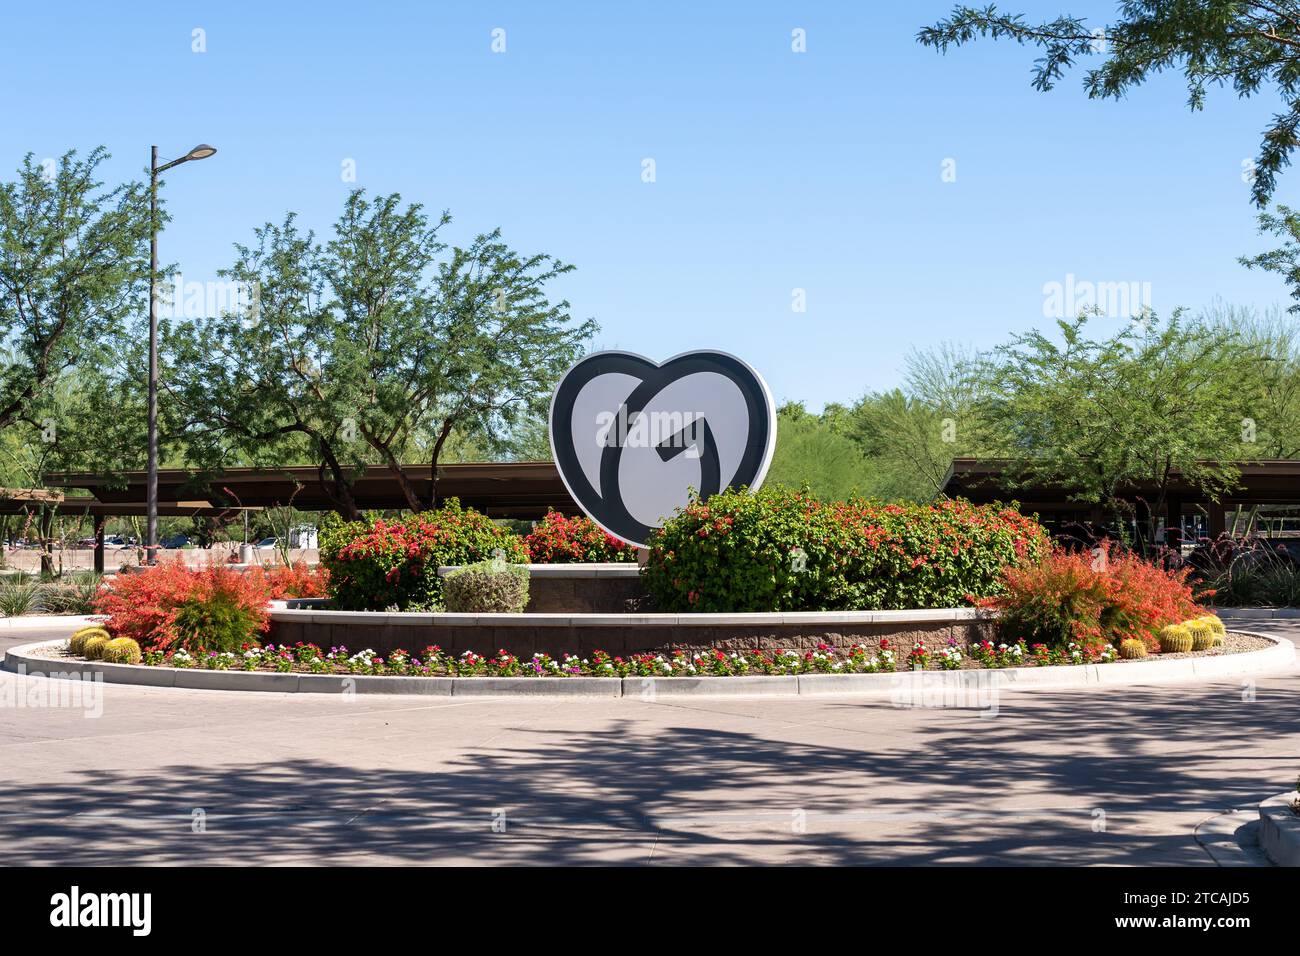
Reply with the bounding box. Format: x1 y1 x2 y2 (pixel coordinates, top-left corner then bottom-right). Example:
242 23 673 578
0 615 1295 865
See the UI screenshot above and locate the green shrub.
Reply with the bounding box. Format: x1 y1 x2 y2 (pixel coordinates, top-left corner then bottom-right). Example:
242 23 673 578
321 499 527 611
1158 624 1193 653
100 637 142 664
43 573 103 614
642 487 1049 612
0 579 46 617
171 585 267 653
82 635 110 660
442 559 530 613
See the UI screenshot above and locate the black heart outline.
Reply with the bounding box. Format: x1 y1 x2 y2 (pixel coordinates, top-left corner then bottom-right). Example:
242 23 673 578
549 350 776 547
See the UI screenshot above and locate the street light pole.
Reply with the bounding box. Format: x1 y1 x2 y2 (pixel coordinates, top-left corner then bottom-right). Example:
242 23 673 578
146 143 217 566
147 146 160 566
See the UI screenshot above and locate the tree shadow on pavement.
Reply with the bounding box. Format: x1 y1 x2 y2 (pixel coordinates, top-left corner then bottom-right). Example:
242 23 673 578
0 673 1296 865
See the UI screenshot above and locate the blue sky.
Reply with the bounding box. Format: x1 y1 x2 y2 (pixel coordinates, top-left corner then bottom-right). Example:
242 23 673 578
1 1 1292 410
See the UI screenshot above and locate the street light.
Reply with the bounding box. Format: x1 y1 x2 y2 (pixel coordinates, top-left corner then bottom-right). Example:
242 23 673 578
147 143 216 566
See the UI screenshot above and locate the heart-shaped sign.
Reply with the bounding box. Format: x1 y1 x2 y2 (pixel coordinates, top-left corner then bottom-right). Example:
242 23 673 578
549 350 777 547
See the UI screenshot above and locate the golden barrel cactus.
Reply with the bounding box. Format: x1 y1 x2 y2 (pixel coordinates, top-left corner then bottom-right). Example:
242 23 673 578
1119 638 1148 659
1158 624 1193 654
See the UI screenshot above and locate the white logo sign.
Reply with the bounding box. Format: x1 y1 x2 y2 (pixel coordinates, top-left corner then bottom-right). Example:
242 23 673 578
549 350 777 547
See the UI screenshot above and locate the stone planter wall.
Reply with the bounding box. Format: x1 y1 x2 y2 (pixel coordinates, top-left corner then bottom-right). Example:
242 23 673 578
267 607 996 659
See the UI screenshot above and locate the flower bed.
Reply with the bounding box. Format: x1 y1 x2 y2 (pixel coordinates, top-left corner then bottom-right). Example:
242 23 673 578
107 631 1260 678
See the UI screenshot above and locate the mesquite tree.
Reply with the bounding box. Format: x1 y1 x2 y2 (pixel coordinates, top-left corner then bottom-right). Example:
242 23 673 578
167 190 594 518
920 2 1300 208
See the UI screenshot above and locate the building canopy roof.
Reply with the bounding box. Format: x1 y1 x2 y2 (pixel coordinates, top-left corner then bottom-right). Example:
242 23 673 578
45 461 579 518
941 458 1300 507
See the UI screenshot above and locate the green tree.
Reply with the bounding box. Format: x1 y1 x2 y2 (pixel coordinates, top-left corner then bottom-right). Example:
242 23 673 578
0 147 151 435
839 344 990 501
974 312 1263 544
1240 203 1300 309
919 2 1300 207
167 190 594 518
764 402 871 501
1200 300 1300 457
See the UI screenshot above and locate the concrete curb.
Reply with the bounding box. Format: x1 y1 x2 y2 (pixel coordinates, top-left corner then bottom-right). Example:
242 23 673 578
1258 791 1300 866
1219 608 1300 620
0 614 98 631
3 630 1294 698
625 675 801 698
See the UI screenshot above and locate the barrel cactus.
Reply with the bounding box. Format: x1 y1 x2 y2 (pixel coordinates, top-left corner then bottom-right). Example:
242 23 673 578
1202 615 1226 637
81 635 110 660
1158 624 1193 654
1185 619 1214 651
100 637 142 665
1119 638 1148 659
69 625 110 656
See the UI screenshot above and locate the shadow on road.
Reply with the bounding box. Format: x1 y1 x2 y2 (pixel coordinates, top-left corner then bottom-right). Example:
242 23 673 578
0 668 1296 865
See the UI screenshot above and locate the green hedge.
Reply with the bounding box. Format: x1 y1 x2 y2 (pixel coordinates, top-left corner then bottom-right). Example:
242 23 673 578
641 486 1049 612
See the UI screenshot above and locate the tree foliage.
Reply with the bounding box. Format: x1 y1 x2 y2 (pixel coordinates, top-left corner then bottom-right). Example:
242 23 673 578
166 190 594 517
920 2 1300 206
973 311 1263 540
0 147 150 446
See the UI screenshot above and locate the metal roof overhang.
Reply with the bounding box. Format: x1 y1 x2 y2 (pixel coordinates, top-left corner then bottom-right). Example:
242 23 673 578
44 461 579 518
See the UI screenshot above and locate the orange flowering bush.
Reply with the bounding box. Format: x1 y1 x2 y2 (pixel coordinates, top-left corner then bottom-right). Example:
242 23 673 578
643 486 1048 612
92 564 271 653
982 542 1200 651
524 510 638 563
253 563 329 598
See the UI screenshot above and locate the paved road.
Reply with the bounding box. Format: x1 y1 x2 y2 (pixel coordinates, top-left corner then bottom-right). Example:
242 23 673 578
0 617 1296 865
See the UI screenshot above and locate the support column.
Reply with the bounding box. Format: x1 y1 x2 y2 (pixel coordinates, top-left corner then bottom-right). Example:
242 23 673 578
1165 495 1184 555
1207 502 1226 540
93 516 106 575
39 507 54 577
1135 499 1152 554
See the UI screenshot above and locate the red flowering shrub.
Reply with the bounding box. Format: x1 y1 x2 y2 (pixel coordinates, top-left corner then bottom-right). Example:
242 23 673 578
320 499 527 610
254 563 329 598
524 510 639 563
642 486 1049 612
982 542 1200 651
93 564 270 653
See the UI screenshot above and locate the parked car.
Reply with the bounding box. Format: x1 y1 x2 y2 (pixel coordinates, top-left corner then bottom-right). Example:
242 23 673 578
160 534 190 549
254 537 279 550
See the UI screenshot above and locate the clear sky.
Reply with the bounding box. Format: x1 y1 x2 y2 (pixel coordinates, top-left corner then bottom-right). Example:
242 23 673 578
1 1 1293 410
